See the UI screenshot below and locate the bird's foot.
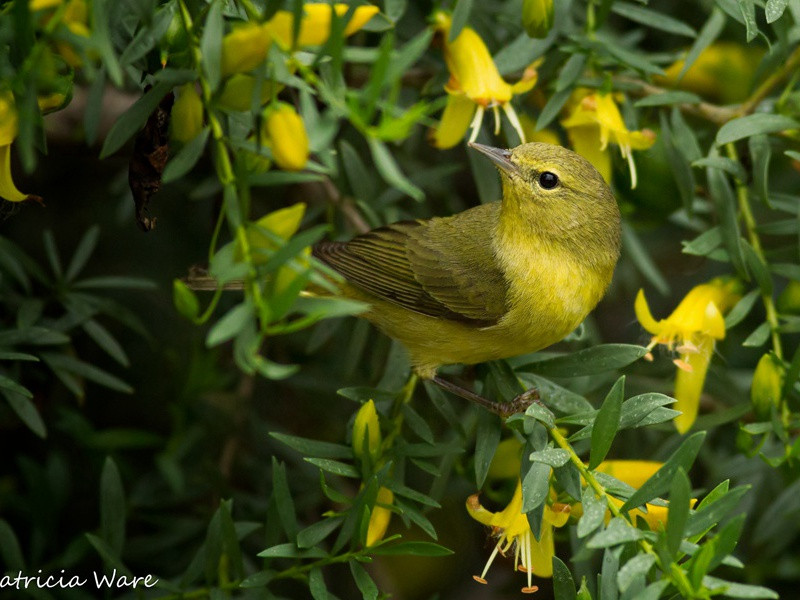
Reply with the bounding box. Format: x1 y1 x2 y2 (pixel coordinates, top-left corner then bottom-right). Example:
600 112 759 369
494 388 541 418
430 376 540 418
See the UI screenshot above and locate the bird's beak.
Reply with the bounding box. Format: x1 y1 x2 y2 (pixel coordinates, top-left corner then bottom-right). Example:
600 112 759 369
468 143 519 177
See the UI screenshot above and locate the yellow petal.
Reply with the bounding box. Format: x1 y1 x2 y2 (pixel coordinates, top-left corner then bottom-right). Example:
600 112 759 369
0 92 18 146
0 144 33 203
702 300 726 340
217 74 279 112
466 493 496 526
566 124 611 183
255 202 306 241
528 522 555 577
366 487 393 546
352 399 382 461
487 437 524 479
29 0 62 10
170 83 204 143
432 93 476 149
673 337 714 433
266 4 379 48
634 289 662 336
434 12 512 104
221 23 272 76
596 460 662 489
263 104 309 171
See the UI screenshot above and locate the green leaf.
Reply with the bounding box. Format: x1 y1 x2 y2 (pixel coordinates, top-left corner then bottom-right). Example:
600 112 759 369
271 458 299 540
100 457 126 557
736 0 759 41
612 2 696 36
41 353 133 394
765 0 789 22
83 319 129 367
519 374 593 414
0 520 25 571
555 53 587 93
749 134 771 203
305 458 360 478
589 376 624 469
706 155 746 276
693 156 747 182
716 114 800 145
474 409 501 488
200 0 223 92
587 517 645 548
525 402 556 430
683 227 722 257
522 461 551 512
309 567 327 600
91 0 123 85
702 576 778 599
206 303 252 347
367 138 423 201
257 543 326 558
350 560 378 600
742 322 770 347
530 448 570 468
741 240 772 296
296 518 344 549
678 9 725 80
370 541 453 556
578 487 606 538
66 226 99 281
666 467 690 557
100 81 174 158
518 345 648 378
449 0 474 42
163 128 210 183
1 388 46 438
686 485 750 537
634 91 702 107
724 289 760 328
622 223 669 297
601 546 620 600
537 87 572 131
621 432 705 512
709 514 746 571
173 279 201 321
270 432 354 459
617 554 656 594
552 556 577 600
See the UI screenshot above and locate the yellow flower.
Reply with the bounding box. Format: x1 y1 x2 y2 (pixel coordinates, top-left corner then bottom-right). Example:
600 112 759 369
431 12 537 149
751 352 784 419
522 0 554 39
170 84 204 143
217 74 278 112
595 461 668 530
366 486 393 546
561 91 655 188
244 203 310 295
30 0 91 66
657 42 763 104
264 4 379 49
635 277 742 433
0 93 40 204
352 399 382 462
263 103 309 171
221 23 272 77
467 481 570 592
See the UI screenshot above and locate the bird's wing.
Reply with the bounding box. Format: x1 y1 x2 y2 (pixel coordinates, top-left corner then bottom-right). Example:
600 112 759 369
312 205 508 325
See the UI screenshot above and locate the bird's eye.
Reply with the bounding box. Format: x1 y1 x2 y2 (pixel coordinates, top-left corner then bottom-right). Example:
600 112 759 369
538 171 559 190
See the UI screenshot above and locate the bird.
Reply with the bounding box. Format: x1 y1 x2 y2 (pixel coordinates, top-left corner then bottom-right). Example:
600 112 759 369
313 142 621 415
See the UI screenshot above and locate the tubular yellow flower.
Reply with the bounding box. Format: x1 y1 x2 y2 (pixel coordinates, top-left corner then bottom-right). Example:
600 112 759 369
264 4 379 48
432 12 537 149
635 277 742 433
467 480 570 592
751 352 785 419
353 399 382 462
217 75 278 112
0 93 38 204
522 0 554 39
263 103 309 171
221 23 272 77
366 486 393 546
170 84 204 143
561 92 655 188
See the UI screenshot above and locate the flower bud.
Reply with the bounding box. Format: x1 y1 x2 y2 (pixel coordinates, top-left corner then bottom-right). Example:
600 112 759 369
171 83 204 143
366 486 393 546
777 280 800 315
218 74 278 112
522 0 554 39
751 352 784 418
352 399 381 462
263 104 309 171
221 23 271 77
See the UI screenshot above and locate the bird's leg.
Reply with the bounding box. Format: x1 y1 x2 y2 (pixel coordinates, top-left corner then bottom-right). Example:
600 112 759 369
430 376 540 418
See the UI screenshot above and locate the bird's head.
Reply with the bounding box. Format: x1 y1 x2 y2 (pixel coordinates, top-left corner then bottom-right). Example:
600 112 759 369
470 142 621 262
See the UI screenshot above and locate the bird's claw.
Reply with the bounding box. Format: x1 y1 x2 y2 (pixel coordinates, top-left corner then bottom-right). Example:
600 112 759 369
494 388 541 418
